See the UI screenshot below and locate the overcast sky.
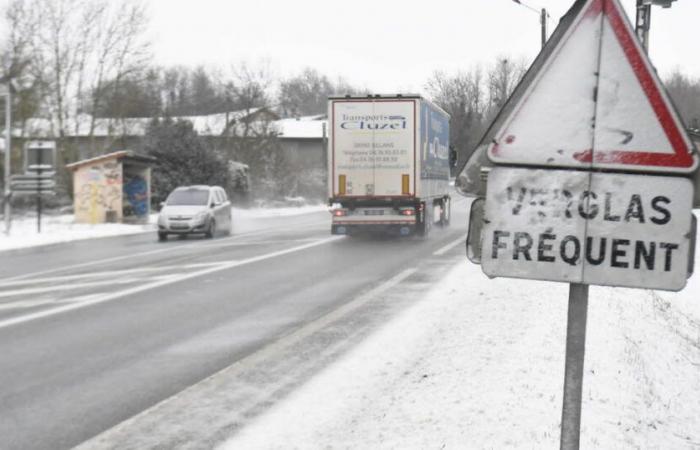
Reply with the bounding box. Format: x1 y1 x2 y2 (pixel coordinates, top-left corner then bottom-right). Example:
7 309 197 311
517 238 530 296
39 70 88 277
147 0 699 93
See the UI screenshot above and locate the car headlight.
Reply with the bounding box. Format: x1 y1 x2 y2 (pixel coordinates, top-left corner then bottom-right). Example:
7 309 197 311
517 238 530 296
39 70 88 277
194 212 209 223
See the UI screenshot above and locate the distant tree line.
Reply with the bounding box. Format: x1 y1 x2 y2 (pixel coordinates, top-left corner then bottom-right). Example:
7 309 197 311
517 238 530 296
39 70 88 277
2 0 700 206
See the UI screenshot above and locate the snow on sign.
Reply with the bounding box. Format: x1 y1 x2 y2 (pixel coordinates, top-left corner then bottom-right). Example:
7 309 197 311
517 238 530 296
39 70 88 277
481 168 694 291
488 0 698 173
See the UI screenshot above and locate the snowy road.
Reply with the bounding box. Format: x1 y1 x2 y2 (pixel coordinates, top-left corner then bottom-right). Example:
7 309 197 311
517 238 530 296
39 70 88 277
0 200 470 450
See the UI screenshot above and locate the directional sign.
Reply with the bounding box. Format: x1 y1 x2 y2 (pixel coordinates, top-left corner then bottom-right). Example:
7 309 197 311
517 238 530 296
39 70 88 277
12 189 55 195
25 140 56 173
11 180 56 189
10 173 55 181
487 0 698 173
481 167 694 291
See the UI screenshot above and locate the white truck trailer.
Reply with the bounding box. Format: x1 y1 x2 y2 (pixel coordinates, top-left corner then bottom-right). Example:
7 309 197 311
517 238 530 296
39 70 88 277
328 95 452 236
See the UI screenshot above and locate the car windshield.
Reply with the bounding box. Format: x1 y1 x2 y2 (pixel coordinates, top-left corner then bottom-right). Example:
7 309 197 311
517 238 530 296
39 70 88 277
166 189 209 206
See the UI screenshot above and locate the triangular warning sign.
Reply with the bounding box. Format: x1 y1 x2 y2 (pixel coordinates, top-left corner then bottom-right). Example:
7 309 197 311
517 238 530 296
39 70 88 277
488 0 698 173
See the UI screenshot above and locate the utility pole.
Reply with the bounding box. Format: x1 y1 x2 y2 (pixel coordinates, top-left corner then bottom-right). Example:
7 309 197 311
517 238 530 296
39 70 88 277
636 0 679 54
2 81 10 235
635 0 652 53
511 1 549 49
540 8 548 49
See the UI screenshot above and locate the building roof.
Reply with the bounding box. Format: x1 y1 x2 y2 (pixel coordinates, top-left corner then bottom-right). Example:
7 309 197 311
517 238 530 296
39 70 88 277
5 108 333 141
273 117 328 139
14 108 271 139
65 150 156 171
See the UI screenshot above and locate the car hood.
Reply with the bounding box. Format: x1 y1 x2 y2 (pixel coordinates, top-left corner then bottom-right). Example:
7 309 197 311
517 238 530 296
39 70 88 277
160 205 208 217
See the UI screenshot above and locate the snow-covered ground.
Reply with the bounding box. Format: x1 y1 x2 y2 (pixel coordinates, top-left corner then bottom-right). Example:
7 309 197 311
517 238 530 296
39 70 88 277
220 233 700 448
0 214 158 252
0 205 328 252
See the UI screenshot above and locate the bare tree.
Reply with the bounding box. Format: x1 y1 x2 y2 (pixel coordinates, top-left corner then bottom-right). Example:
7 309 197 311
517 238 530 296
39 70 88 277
224 61 274 113
426 67 487 167
487 57 527 116
5 0 149 144
277 68 363 118
665 69 700 129
1 0 42 131
86 0 150 139
426 56 526 169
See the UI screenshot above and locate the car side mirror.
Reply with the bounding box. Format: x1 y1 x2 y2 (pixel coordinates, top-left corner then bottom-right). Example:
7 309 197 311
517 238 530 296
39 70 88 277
159 201 166 209
210 202 216 209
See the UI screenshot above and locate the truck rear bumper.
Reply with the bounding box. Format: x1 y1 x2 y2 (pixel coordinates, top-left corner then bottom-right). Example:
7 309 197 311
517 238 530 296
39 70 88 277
331 221 416 236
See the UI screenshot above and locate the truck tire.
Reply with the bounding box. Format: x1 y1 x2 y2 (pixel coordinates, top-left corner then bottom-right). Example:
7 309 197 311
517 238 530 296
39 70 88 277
417 203 430 237
440 197 451 227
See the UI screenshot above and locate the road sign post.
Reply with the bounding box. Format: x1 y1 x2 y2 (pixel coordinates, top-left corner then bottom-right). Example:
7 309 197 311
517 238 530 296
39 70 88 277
560 283 588 450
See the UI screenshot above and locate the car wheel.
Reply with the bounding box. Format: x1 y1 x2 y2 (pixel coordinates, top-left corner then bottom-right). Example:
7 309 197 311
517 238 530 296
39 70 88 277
205 219 216 238
158 232 168 242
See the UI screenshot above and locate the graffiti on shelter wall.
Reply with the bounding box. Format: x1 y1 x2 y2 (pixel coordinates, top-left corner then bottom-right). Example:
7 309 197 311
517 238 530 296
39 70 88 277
123 173 148 217
74 162 123 223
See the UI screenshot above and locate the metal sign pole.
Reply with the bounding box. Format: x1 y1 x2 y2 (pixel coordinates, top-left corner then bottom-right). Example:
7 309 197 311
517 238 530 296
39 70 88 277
3 82 10 235
560 283 589 450
37 151 42 234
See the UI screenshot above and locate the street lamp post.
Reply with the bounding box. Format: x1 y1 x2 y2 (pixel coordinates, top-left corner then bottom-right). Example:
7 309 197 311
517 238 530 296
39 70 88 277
636 0 678 53
512 0 549 49
1 82 10 235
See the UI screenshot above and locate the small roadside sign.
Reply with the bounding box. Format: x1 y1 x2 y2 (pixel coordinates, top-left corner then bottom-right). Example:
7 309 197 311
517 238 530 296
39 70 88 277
481 167 694 291
10 173 56 193
487 0 697 173
25 140 56 173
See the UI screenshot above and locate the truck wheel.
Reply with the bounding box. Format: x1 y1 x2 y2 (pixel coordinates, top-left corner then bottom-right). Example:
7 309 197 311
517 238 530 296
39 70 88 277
158 232 168 242
441 198 451 227
417 203 430 237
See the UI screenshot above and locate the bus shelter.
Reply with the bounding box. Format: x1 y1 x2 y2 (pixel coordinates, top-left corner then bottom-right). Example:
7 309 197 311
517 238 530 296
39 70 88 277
66 151 157 224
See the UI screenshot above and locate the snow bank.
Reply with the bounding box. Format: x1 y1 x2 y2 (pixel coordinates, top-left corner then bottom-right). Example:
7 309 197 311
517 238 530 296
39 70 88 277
221 244 700 448
0 214 157 252
0 205 328 252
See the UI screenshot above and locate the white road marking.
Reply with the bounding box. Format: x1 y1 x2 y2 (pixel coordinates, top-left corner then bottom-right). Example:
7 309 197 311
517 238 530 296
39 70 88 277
0 223 325 283
433 235 466 256
80 266 418 443
0 263 224 288
0 293 104 311
0 236 342 329
0 278 143 298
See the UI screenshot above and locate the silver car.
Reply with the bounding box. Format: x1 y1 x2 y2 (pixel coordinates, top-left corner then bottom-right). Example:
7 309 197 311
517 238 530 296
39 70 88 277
157 185 232 241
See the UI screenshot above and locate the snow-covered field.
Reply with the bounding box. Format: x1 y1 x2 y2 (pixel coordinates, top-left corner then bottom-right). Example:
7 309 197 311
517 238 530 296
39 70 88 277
221 234 700 448
0 205 328 252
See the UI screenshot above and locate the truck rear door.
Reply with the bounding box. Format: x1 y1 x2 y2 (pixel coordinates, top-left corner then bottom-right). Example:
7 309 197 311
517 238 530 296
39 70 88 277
331 99 416 198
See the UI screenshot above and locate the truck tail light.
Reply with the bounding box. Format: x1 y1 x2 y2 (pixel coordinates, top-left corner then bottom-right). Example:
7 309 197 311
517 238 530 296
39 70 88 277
333 209 347 217
339 175 347 195
402 174 410 195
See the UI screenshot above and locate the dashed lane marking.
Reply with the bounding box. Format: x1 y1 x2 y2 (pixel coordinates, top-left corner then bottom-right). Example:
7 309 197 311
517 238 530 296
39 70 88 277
0 221 328 283
0 236 342 330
